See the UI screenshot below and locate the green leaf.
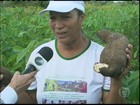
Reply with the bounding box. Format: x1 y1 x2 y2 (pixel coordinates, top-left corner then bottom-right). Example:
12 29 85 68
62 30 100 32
13 45 24 52
16 48 28 64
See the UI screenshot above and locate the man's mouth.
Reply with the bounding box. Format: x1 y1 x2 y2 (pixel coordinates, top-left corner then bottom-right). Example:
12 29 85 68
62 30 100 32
56 32 67 35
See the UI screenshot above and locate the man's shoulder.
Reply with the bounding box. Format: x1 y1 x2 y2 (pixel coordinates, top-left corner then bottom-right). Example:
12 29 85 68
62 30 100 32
90 40 104 49
39 39 55 47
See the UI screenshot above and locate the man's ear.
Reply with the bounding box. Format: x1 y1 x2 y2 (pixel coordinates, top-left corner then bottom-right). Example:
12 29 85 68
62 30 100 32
80 14 85 26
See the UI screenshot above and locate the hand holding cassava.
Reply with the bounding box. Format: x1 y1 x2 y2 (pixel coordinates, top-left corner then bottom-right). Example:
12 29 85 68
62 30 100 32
94 29 132 78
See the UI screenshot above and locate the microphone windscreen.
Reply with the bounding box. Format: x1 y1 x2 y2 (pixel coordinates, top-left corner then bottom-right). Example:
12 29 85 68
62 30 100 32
38 47 53 62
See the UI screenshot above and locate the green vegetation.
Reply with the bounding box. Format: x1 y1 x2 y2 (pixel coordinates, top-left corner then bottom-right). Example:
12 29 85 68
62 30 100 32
0 1 139 104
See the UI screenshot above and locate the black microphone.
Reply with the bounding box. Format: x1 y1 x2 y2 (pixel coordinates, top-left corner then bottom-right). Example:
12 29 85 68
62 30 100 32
22 47 53 74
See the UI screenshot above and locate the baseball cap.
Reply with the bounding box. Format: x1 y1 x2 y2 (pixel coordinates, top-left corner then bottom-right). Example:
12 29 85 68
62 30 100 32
39 1 85 14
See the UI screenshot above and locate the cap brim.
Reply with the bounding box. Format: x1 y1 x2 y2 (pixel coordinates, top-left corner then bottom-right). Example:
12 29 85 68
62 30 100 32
39 1 85 14
40 6 75 14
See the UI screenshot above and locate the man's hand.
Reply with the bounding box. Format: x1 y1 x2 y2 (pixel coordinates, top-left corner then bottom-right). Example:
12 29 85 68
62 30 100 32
113 44 133 80
8 71 37 93
119 44 133 79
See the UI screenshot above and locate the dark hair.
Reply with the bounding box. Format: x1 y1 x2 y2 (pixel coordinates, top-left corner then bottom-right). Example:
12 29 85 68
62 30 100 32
76 9 85 16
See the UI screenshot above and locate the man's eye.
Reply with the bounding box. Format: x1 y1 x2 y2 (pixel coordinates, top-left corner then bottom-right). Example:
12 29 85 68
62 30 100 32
50 17 56 20
65 16 70 18
63 16 71 20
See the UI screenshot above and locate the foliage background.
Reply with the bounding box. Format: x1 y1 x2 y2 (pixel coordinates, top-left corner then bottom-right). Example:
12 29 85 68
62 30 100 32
0 1 139 104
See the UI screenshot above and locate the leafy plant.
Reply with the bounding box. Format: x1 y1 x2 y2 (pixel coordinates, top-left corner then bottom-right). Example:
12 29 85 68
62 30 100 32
0 2 139 103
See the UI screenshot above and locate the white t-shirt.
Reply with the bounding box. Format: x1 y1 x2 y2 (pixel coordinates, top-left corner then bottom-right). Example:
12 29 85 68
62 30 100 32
27 40 111 104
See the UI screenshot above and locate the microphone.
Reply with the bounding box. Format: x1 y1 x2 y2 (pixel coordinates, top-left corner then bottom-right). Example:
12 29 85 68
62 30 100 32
22 47 53 74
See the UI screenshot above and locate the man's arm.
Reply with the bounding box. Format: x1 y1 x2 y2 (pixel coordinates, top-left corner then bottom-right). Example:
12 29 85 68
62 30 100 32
102 79 125 104
17 90 37 104
0 71 36 104
102 44 133 104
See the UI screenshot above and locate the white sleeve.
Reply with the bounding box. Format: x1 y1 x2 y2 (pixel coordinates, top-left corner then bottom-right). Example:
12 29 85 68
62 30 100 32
0 86 18 104
103 76 111 91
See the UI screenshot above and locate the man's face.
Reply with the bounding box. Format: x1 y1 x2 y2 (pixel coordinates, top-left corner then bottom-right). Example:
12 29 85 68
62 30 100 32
49 9 84 44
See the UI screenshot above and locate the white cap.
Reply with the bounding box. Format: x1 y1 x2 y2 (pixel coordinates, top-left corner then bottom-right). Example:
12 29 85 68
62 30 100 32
40 1 85 14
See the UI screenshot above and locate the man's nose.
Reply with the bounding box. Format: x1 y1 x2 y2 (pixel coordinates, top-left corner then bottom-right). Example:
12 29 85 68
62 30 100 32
55 20 64 29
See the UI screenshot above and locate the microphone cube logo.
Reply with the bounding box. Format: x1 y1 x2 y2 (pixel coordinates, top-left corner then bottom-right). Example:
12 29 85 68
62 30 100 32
35 56 44 66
